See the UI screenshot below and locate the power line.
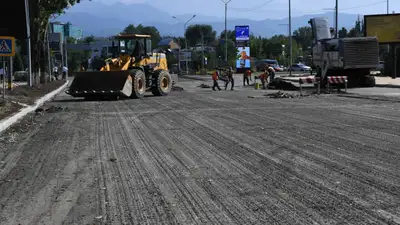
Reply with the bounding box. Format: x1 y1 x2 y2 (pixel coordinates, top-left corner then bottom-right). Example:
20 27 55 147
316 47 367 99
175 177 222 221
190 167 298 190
292 0 387 15
229 0 386 14
229 0 275 12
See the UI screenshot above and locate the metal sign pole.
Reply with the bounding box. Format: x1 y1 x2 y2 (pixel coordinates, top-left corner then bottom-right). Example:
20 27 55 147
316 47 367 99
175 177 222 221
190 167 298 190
8 56 13 90
2 57 5 98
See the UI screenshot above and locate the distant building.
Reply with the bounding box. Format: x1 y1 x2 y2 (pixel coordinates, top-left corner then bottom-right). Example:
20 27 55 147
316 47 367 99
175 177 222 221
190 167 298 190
157 38 180 50
49 21 83 42
67 40 113 59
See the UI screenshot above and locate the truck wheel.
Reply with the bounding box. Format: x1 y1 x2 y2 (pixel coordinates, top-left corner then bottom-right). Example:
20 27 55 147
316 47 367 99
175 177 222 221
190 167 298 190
363 75 376 87
152 70 172 96
130 69 146 99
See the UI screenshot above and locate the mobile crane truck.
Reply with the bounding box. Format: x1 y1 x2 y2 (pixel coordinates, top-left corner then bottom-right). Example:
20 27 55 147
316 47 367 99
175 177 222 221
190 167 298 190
309 17 379 88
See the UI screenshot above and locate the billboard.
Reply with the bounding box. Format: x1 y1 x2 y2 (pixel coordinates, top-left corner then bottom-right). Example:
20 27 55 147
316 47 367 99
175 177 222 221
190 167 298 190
235 25 250 41
236 47 251 68
364 14 400 44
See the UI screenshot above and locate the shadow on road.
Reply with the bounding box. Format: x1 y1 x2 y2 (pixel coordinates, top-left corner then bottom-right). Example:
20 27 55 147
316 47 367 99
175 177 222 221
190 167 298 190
53 95 158 103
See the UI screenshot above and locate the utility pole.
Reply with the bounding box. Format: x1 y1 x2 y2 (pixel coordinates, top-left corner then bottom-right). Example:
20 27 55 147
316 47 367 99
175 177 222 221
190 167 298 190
335 0 338 38
201 33 204 69
387 0 389 14
221 0 232 62
289 0 292 76
24 0 32 86
173 15 196 74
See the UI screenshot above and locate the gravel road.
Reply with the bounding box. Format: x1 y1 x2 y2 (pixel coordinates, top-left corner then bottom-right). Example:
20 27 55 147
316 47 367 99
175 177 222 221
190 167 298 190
0 78 399 225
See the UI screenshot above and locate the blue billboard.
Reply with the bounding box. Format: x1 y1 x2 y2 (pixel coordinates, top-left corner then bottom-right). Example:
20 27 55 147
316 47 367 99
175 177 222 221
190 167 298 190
235 25 249 41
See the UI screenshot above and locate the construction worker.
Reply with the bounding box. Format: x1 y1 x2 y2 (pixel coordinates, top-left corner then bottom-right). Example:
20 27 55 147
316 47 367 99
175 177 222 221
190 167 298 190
267 64 275 83
259 70 269 89
243 69 250 86
212 68 222 91
80 64 86 72
225 67 234 90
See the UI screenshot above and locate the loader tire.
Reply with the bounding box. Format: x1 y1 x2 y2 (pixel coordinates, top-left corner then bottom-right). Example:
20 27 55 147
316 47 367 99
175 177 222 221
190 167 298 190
130 69 146 99
152 70 172 96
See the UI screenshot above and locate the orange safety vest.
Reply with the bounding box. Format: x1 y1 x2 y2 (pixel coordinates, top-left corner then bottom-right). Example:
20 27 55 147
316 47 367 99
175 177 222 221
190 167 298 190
212 71 219 80
247 70 252 76
259 72 267 80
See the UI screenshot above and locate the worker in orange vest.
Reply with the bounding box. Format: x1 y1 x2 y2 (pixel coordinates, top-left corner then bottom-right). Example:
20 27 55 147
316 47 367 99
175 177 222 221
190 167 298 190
259 70 269 89
212 68 222 91
243 69 251 86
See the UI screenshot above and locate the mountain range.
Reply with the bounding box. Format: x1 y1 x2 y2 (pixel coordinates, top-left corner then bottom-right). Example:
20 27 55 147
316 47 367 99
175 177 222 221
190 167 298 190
56 1 364 38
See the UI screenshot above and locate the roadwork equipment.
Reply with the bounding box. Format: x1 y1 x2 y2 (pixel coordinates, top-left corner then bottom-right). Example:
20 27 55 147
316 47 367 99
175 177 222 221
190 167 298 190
309 17 379 88
66 34 176 99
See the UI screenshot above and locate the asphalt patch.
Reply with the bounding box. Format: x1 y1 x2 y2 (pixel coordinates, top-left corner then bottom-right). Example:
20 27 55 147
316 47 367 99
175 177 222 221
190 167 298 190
198 84 211 88
35 106 68 114
171 86 184 92
270 79 299 90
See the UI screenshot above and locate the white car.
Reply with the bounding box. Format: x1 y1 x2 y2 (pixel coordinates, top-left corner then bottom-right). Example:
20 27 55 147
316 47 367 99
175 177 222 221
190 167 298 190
289 63 311 71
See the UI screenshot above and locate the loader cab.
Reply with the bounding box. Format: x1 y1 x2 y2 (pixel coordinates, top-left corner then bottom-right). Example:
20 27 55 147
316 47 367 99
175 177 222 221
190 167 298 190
112 34 152 59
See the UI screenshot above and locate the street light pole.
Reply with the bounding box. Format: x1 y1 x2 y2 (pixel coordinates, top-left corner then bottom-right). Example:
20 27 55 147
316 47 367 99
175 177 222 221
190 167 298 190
221 0 232 63
174 15 196 73
289 0 292 76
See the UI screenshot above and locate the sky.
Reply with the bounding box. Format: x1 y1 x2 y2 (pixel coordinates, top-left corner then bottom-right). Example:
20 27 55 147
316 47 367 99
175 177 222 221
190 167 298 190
97 0 399 20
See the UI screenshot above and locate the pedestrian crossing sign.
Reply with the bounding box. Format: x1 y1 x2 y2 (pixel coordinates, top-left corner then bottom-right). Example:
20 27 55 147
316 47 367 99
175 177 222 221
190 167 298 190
0 36 15 57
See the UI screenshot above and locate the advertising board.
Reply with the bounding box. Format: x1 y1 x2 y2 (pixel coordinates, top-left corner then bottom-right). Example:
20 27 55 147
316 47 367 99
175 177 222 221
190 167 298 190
364 14 400 44
236 47 251 68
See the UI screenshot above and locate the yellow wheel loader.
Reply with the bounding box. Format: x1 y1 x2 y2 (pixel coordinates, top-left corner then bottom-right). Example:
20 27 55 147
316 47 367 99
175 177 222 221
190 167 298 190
66 34 177 99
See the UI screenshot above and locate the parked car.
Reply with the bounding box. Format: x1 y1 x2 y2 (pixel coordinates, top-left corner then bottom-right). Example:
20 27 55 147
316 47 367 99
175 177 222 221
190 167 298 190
289 63 311 71
376 61 384 71
255 59 283 72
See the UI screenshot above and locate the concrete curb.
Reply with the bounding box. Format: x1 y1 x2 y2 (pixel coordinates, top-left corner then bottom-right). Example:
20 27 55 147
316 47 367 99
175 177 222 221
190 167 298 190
0 80 69 134
375 84 400 88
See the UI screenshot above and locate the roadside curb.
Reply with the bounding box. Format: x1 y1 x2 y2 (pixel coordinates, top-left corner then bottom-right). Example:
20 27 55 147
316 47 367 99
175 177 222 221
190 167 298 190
375 84 400 88
0 80 69 134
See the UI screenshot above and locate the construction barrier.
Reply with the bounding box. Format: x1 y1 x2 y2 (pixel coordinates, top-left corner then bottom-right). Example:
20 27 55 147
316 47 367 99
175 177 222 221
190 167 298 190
298 76 320 95
327 76 347 92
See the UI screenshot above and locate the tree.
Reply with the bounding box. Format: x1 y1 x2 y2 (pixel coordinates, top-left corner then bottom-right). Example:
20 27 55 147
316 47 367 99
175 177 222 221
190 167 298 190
121 24 161 49
185 24 217 47
338 27 348 38
347 19 363 37
29 0 88 85
293 26 313 51
81 35 95 44
67 37 77 44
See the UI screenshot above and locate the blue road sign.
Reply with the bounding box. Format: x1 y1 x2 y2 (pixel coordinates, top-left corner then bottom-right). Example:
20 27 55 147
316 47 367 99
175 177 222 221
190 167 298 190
235 26 250 41
0 36 15 57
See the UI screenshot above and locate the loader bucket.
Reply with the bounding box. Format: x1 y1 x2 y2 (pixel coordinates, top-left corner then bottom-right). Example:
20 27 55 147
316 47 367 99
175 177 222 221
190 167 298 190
66 71 133 98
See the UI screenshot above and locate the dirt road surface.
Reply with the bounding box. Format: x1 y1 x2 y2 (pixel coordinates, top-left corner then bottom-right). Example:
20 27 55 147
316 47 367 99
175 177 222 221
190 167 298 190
0 78 399 225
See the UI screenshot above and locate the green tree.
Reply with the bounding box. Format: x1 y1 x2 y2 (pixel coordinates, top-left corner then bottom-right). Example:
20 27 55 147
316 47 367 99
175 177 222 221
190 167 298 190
347 19 363 37
67 37 77 44
121 24 161 49
81 35 95 44
338 27 348 38
185 24 217 47
67 50 91 72
293 26 313 50
29 0 88 84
